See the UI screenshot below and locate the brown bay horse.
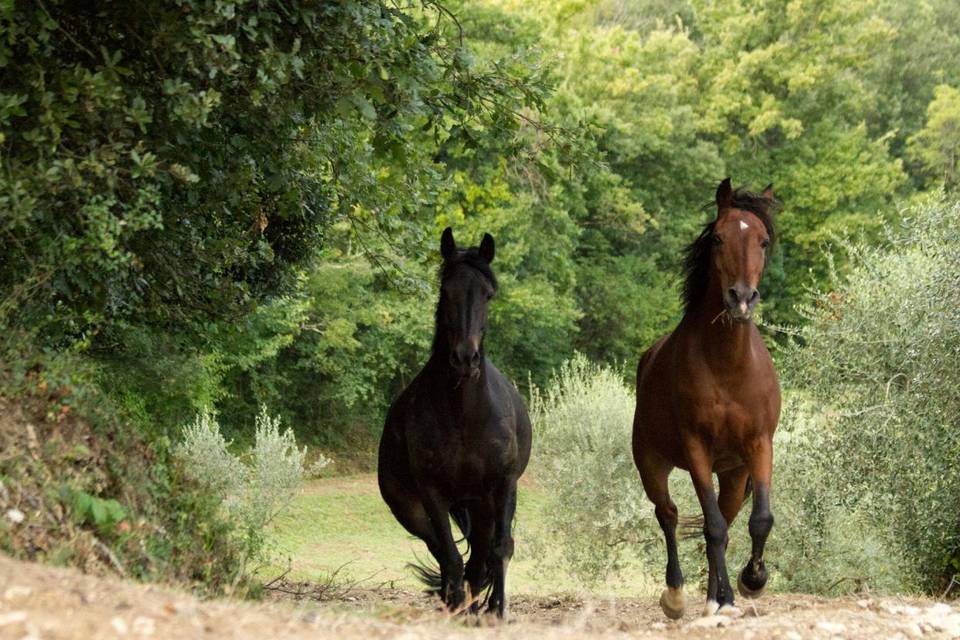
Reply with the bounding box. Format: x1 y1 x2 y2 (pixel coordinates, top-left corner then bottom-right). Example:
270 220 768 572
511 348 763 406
378 227 531 618
633 178 781 619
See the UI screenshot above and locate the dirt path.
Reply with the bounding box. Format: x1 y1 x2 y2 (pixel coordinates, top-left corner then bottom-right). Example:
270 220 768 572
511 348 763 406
2 554 959 639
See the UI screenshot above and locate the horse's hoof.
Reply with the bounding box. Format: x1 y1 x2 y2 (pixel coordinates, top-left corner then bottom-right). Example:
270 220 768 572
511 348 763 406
738 569 767 599
702 599 720 617
659 587 685 620
717 604 743 618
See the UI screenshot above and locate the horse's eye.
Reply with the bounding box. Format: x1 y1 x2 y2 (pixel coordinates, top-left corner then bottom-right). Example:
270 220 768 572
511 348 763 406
712 234 723 245
760 239 770 249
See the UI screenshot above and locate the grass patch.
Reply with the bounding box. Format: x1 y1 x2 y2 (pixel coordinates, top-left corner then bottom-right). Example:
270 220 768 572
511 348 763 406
265 474 664 596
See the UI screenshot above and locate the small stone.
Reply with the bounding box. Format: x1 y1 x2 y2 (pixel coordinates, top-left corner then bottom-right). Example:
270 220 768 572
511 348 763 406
901 622 924 638
3 586 32 601
815 621 846 634
5 508 24 524
651 622 667 631
111 617 128 635
856 599 871 609
785 631 802 640
132 616 155 636
687 615 726 629
0 611 27 627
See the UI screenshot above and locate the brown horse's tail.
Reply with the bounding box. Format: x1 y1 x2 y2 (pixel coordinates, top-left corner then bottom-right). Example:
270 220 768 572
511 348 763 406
679 477 753 540
408 505 474 595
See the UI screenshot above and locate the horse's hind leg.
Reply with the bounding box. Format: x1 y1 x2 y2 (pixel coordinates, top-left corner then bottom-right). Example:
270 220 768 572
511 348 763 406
378 459 447 596
739 439 774 598
717 466 750 528
637 451 684 619
463 501 494 613
420 486 467 611
687 443 737 616
486 480 517 619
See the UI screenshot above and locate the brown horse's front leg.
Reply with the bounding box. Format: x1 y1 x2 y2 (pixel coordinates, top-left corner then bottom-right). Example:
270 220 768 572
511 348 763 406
688 450 737 615
739 442 774 598
421 487 466 611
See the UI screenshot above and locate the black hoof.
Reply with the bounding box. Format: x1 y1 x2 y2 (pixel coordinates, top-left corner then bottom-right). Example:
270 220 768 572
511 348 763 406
737 560 768 599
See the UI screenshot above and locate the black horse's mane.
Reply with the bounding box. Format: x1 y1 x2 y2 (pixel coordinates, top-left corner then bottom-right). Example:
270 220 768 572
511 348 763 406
431 248 498 356
681 188 779 314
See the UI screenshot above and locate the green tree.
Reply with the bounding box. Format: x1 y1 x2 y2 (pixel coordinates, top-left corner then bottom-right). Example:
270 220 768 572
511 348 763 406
909 85 960 191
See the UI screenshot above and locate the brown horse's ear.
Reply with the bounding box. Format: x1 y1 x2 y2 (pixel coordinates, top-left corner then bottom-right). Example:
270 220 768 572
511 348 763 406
440 227 456 261
479 232 495 264
716 177 733 212
762 183 775 201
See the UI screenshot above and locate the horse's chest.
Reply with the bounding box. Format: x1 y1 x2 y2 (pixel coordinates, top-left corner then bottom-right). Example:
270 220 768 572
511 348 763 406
412 421 515 487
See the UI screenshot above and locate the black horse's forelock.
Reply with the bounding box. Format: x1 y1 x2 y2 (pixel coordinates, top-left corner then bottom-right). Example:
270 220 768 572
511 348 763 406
431 248 497 357
439 248 498 290
681 188 779 314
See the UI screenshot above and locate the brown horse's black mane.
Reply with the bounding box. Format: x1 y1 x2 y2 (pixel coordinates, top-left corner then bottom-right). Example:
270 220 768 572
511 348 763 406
681 188 779 314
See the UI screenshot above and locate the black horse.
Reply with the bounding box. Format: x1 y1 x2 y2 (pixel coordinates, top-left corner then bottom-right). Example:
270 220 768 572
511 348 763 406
378 227 531 618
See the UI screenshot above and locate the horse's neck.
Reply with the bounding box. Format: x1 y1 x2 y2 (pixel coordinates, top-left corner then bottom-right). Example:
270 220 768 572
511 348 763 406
425 350 491 410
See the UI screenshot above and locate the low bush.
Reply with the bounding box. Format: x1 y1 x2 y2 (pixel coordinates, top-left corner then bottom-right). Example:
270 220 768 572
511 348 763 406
775 196 960 591
175 408 313 575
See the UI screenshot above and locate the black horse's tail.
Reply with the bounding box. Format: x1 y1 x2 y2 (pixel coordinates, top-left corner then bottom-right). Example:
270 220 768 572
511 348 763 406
679 477 753 540
408 505 473 595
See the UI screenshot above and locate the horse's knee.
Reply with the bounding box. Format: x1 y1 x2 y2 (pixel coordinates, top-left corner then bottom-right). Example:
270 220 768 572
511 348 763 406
491 536 514 562
748 510 774 539
703 515 728 547
655 503 678 530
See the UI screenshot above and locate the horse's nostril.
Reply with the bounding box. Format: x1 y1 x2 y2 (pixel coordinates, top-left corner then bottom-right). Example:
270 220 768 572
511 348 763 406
728 288 738 301
470 351 480 365
750 290 759 303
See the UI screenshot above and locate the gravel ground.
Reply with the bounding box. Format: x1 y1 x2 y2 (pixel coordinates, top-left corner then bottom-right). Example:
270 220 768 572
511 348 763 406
1 554 958 639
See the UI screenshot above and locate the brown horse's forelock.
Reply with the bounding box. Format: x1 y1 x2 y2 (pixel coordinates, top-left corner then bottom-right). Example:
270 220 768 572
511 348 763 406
681 188 779 314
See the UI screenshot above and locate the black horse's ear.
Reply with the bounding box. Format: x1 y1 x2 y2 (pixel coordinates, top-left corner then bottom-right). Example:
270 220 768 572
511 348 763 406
440 227 456 261
762 183 775 201
479 232 495 263
716 177 733 211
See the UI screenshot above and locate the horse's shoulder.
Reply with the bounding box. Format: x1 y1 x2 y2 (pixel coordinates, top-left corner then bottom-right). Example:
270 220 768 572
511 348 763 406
637 333 673 384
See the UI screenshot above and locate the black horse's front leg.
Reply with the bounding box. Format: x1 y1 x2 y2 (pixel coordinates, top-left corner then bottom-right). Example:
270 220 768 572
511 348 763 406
421 487 466 611
487 481 518 618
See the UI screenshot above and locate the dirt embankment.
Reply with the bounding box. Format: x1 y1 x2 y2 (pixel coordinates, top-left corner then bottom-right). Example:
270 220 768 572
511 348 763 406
1 554 959 639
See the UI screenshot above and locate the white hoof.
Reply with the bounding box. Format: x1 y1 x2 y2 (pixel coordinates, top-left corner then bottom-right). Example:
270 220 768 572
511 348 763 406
702 599 720 617
659 587 685 620
738 572 766 599
717 604 743 618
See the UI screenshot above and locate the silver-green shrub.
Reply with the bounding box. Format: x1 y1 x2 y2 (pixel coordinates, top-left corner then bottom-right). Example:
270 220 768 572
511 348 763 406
528 355 703 588
775 196 960 591
175 407 313 571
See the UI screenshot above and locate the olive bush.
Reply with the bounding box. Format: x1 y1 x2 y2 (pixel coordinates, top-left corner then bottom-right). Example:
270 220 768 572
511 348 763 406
775 196 960 591
175 407 313 572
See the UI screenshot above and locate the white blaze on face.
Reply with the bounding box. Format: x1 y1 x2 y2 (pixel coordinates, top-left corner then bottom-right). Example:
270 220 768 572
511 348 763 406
739 220 750 232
